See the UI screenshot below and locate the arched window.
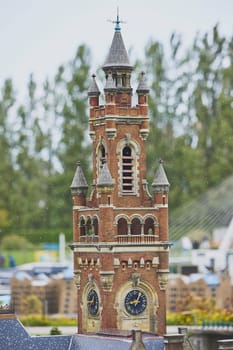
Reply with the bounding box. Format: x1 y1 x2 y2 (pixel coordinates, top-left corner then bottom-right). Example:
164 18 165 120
144 218 155 235
86 217 92 236
97 143 106 176
131 218 141 235
93 216 99 236
100 144 106 164
117 218 128 236
122 146 133 192
80 217 86 236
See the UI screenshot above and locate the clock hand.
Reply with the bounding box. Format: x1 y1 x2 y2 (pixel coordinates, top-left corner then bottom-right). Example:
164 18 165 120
88 296 94 304
134 292 141 306
129 292 142 306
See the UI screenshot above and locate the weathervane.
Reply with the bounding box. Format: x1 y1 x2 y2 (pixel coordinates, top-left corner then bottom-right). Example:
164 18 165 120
108 7 126 32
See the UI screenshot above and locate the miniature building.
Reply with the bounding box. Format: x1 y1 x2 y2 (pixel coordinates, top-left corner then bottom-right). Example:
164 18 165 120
10 265 76 316
70 13 170 335
167 273 233 313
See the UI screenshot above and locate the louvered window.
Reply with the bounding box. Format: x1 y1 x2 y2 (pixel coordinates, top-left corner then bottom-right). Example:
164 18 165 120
122 146 133 192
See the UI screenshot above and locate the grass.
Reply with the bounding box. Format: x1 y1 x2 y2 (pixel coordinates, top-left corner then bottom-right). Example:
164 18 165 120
19 315 77 327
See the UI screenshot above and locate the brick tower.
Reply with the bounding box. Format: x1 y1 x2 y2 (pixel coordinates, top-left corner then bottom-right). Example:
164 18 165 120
70 14 170 336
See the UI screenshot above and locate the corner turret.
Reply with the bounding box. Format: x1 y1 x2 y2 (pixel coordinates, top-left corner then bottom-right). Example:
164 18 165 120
152 159 170 205
136 72 150 116
88 74 100 119
70 161 88 206
97 160 114 205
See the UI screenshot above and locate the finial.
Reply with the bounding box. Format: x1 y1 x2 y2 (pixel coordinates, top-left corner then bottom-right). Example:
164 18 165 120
115 6 121 32
108 7 125 32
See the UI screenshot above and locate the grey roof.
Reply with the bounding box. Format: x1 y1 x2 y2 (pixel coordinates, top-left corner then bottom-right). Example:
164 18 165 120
0 318 71 350
97 162 114 187
0 317 164 350
70 161 88 191
136 72 150 93
70 332 164 350
103 31 132 69
152 160 170 187
88 74 100 95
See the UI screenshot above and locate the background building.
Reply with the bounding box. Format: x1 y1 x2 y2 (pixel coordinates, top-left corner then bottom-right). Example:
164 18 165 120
10 262 76 316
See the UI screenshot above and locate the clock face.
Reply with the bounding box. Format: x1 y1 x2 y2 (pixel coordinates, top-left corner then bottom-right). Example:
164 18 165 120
124 289 147 315
87 289 99 316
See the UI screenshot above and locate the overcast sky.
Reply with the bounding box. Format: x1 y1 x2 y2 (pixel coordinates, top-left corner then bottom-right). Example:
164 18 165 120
0 0 232 95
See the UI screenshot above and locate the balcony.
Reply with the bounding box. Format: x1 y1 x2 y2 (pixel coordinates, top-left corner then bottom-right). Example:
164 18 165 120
116 235 159 245
80 235 99 243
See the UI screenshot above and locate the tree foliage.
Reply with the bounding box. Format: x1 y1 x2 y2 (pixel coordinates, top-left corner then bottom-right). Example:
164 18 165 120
22 294 43 315
136 25 233 210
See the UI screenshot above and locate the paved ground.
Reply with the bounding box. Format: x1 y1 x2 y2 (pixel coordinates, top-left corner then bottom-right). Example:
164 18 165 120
25 325 182 336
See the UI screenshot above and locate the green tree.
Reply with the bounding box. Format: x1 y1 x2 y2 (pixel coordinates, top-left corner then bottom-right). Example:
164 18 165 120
11 75 49 232
22 294 43 315
48 44 92 230
139 27 233 210
1 234 32 250
0 79 16 231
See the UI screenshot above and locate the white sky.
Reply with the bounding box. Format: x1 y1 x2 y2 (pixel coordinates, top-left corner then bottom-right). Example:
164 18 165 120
0 0 232 95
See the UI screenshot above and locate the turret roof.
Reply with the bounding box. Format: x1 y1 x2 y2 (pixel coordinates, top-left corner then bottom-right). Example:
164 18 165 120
103 13 132 69
152 160 170 187
136 72 150 93
97 161 114 187
88 74 100 95
70 161 88 190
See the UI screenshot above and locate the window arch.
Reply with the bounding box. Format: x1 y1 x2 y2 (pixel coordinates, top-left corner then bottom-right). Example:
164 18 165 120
96 142 107 176
80 217 86 236
131 217 142 235
93 216 99 236
144 217 155 235
86 217 92 236
100 144 106 163
117 217 128 236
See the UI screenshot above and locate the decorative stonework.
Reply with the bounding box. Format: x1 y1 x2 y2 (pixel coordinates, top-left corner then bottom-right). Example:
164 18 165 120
139 128 149 140
106 128 116 139
152 257 159 267
100 271 115 291
157 269 169 290
74 269 81 289
89 130 96 141
131 273 140 287
113 258 120 268
88 273 95 286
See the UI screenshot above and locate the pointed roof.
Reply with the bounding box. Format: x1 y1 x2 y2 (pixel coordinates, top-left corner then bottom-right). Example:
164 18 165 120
97 161 114 187
70 161 88 192
88 74 100 96
136 72 150 93
152 160 170 191
103 13 132 69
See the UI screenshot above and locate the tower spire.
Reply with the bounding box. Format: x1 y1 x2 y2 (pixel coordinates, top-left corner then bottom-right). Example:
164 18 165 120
115 7 121 32
109 7 124 32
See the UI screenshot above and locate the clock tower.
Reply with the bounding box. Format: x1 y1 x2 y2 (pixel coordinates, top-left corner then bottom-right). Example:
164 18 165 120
70 13 170 336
